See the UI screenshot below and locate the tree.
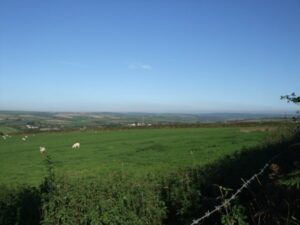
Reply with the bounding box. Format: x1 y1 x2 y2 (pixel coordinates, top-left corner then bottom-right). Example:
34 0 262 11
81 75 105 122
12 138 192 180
280 92 300 104
281 93 300 126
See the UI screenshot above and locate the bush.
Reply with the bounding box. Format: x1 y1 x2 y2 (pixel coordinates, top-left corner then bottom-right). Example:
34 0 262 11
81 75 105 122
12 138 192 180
41 173 165 225
0 185 41 225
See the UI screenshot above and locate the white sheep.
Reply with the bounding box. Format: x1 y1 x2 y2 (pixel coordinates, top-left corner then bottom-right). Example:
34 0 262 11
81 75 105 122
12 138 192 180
22 135 28 141
72 142 80 149
39 146 46 154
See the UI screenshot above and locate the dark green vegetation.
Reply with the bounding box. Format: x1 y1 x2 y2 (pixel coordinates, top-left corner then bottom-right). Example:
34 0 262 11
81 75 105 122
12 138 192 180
0 127 269 185
281 92 300 104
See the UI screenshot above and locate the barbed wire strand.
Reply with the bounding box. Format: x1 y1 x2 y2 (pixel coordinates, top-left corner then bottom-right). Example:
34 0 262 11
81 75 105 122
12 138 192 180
190 152 282 225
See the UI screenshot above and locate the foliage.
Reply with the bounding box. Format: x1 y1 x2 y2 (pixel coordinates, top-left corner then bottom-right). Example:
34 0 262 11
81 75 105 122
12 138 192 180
221 204 248 225
244 178 300 225
41 173 165 225
281 92 300 130
281 92 300 104
0 185 41 225
279 170 300 189
212 186 248 225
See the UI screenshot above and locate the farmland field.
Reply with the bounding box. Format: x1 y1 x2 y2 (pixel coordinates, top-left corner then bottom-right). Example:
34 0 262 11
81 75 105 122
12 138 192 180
0 127 271 186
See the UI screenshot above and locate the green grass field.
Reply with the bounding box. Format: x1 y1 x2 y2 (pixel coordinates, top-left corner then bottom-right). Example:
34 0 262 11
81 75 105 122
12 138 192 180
0 127 270 186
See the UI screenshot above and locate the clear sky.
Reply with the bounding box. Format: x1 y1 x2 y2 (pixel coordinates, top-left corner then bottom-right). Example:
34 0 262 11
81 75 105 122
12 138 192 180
0 0 299 113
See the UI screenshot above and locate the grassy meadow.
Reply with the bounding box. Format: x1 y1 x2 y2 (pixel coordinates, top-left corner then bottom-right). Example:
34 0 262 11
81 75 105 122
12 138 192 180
0 127 270 186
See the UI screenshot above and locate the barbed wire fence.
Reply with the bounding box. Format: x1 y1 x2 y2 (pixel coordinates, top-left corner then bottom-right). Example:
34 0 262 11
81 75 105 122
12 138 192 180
190 151 283 225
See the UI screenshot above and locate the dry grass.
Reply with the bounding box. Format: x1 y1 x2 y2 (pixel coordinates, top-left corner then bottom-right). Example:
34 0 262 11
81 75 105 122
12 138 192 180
239 126 277 133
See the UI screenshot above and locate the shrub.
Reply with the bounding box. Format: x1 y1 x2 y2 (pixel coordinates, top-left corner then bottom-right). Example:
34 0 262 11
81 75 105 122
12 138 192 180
0 185 41 225
41 172 166 225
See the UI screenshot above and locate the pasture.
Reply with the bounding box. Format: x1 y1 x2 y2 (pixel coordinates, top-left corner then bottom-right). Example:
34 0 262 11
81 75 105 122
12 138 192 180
0 127 270 186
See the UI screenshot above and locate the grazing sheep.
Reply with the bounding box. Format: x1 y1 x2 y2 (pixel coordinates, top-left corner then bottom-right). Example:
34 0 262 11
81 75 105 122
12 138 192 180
1 134 10 140
39 146 46 154
22 135 28 141
72 142 80 149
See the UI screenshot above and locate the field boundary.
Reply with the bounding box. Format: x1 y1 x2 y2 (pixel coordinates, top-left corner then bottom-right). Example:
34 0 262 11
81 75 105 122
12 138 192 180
190 150 284 225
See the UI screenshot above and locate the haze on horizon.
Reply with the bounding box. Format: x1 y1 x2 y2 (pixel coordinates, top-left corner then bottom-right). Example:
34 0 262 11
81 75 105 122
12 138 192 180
0 0 299 114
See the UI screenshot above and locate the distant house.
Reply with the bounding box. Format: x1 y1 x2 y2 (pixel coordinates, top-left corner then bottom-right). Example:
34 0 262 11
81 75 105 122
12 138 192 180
127 122 152 127
26 125 39 129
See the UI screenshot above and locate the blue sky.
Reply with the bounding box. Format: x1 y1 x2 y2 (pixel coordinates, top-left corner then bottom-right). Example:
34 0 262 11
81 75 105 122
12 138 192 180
0 0 299 113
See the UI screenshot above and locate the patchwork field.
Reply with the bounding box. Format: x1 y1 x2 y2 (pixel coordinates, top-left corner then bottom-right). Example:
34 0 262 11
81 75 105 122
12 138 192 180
0 127 270 186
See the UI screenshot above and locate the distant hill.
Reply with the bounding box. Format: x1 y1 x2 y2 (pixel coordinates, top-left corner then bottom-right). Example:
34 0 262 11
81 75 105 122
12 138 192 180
0 110 295 133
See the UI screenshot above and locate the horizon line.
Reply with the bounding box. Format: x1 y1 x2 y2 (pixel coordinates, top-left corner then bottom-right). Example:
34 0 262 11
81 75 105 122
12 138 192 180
0 109 297 115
